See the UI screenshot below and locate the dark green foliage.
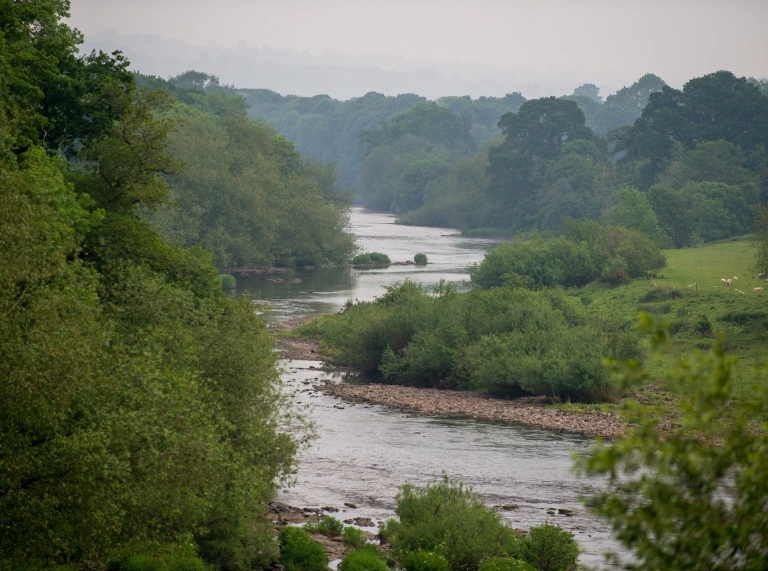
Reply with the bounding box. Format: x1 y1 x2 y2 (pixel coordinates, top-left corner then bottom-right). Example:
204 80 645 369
638 287 683 303
107 553 208 571
393 476 519 571
401 550 450 571
718 311 768 324
304 281 640 401
754 204 768 275
279 527 328 571
470 221 666 290
217 274 237 290
352 252 391 265
140 77 355 269
0 8 301 569
338 545 388 571
578 317 768 569
512 524 579 571
613 71 768 189
478 558 535 571
414 253 428 265
342 526 366 549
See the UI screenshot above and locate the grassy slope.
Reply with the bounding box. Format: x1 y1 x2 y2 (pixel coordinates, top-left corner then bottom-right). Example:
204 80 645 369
563 237 767 414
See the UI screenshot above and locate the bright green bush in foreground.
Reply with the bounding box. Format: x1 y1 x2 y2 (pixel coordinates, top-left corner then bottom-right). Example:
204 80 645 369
578 316 768 569
393 476 517 571
352 252 391 265
303 281 642 401
401 550 450 571
278 527 327 571
339 545 388 571
512 524 578 571
305 516 344 537
342 526 366 548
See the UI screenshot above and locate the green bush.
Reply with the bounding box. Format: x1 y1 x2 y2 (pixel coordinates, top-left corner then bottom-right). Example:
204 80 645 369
352 252 391 265
636 301 672 314
342 526 366 548
414 253 428 265
216 273 236 290
304 281 641 402
339 545 388 571
638 287 683 303
379 518 400 545
401 550 450 571
513 523 579 571
394 476 514 571
196 519 278 571
479 557 535 571
314 516 344 538
719 310 768 324
278 527 327 571
470 221 666 290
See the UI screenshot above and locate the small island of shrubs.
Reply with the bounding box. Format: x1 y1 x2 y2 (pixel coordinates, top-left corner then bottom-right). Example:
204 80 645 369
352 252 392 265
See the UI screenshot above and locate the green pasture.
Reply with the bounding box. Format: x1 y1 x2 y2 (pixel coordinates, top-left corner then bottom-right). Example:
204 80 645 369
570 238 768 410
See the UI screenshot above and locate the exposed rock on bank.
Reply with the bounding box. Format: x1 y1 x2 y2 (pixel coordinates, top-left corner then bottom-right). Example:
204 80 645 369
319 380 625 438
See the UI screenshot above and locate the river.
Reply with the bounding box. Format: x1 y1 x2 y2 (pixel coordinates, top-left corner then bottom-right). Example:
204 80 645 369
235 208 625 568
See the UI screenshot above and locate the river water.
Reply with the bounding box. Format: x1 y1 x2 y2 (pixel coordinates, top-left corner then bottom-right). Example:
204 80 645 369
236 208 625 568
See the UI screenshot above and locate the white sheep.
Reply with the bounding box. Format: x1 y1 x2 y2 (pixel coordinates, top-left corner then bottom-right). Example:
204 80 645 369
754 287 764 292
758 273 765 279
721 278 727 283
732 276 738 280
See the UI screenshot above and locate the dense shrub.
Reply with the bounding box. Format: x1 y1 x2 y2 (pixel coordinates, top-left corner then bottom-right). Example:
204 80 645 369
470 221 666 290
638 287 683 303
394 476 517 571
278 527 327 571
352 252 391 265
478 557 535 571
342 526 366 548
303 281 641 401
401 550 450 571
719 311 768 324
216 273 236 290
414 253 428 265
513 524 579 571
339 545 388 571
313 517 344 537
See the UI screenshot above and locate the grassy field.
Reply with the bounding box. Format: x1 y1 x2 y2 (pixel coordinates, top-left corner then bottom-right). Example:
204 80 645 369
563 237 768 413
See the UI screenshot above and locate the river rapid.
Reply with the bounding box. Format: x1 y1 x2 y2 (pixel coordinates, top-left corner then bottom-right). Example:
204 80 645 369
235 208 626 568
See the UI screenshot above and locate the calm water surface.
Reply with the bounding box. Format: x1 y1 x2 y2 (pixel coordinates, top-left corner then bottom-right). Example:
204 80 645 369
237 208 625 568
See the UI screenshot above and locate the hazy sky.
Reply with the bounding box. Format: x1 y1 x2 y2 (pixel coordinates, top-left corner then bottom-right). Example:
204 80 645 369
68 0 767 85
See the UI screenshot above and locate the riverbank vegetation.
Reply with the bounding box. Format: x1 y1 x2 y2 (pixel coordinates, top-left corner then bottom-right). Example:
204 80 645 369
135 72 356 269
0 3 309 569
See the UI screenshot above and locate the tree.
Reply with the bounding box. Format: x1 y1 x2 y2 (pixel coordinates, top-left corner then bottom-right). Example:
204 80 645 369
573 83 602 103
753 204 768 275
604 187 672 247
578 316 768 570
613 71 768 189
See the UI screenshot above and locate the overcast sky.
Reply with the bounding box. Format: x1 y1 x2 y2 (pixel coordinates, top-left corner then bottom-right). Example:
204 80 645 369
68 0 768 86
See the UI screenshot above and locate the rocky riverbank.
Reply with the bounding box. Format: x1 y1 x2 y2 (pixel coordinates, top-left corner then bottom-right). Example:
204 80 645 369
318 380 624 438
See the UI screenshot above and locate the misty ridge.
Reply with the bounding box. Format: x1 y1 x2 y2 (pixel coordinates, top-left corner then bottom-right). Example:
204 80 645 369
82 28 628 100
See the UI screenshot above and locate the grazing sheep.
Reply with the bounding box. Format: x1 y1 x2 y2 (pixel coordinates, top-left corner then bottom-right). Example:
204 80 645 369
721 278 727 283
732 276 738 280
758 273 765 279
755 287 764 292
